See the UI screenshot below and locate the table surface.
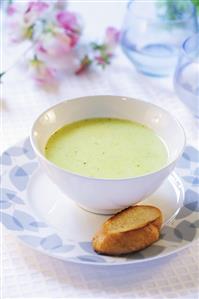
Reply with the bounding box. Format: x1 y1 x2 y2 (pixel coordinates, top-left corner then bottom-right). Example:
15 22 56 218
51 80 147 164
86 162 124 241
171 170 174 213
1 2 199 298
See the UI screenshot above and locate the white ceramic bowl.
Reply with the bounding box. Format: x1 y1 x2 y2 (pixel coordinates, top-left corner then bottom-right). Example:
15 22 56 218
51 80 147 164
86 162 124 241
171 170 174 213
31 95 185 214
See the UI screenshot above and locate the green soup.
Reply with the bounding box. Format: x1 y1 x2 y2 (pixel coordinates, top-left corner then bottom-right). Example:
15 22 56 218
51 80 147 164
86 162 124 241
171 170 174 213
45 118 168 178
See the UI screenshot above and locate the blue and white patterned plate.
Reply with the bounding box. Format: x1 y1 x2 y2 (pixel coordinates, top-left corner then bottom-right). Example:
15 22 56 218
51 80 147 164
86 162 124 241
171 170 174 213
1 138 199 266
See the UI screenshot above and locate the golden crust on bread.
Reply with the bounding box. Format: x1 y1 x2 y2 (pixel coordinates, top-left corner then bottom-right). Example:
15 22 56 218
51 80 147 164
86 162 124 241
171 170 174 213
92 205 163 256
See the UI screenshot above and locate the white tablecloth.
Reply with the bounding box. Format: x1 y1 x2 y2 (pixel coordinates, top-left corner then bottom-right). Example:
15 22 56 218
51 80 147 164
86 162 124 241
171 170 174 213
1 2 199 298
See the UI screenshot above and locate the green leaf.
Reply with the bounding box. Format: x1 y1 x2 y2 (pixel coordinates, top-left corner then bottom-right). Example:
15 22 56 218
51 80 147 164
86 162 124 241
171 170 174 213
91 42 106 51
24 24 35 40
157 0 194 21
192 0 199 12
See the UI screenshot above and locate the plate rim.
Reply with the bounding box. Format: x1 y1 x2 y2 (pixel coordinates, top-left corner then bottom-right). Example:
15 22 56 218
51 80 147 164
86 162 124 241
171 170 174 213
12 232 199 266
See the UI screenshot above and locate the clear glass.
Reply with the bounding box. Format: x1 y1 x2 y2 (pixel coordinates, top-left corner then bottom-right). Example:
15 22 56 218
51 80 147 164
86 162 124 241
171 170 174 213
174 33 199 116
121 0 197 77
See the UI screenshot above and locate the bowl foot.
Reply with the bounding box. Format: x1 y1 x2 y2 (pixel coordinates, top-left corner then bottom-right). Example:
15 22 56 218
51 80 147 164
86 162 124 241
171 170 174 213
77 204 122 215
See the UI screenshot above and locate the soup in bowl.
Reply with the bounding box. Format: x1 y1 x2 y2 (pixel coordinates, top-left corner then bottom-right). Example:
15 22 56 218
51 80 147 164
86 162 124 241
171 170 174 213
31 96 185 214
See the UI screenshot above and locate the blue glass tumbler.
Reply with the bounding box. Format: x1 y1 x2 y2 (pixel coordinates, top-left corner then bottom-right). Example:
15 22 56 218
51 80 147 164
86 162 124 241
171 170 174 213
121 0 197 77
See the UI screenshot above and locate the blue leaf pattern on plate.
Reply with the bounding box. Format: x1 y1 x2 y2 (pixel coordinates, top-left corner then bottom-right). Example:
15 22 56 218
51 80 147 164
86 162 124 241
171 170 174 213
174 227 183 239
0 212 23 231
183 176 199 185
175 220 196 242
13 210 38 232
141 245 165 257
30 221 47 228
176 155 190 169
21 162 38 175
78 255 106 263
191 220 199 228
79 241 95 254
184 189 199 212
1 188 24 204
2 188 15 201
7 147 24 156
7 194 24 204
52 244 75 253
161 226 182 243
182 152 190 161
0 152 12 165
19 235 42 247
192 177 199 185
176 206 193 219
0 201 12 209
183 146 199 162
194 168 199 176
9 166 29 191
126 252 144 259
40 234 63 250
23 138 36 160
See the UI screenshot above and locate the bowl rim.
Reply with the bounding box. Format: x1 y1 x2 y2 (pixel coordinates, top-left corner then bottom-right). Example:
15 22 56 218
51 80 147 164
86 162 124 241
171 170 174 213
30 95 186 182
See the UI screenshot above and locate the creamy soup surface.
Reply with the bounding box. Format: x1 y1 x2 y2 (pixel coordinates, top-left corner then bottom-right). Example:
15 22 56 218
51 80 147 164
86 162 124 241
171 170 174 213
45 118 168 178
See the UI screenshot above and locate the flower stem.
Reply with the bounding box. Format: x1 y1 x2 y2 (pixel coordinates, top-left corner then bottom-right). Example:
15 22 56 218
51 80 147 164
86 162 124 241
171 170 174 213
0 71 6 83
0 38 40 82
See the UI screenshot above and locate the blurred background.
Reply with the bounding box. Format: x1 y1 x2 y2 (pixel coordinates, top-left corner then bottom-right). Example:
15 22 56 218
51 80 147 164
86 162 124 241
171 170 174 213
1 0 199 147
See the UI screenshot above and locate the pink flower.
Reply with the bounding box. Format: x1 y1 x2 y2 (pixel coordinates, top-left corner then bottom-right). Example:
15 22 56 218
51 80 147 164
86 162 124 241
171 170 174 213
7 19 33 42
26 1 49 14
35 28 78 72
105 27 120 51
7 4 17 16
56 11 82 47
56 11 80 33
24 1 49 25
95 54 111 67
68 32 80 47
29 57 57 86
36 29 72 59
95 56 107 66
36 42 47 54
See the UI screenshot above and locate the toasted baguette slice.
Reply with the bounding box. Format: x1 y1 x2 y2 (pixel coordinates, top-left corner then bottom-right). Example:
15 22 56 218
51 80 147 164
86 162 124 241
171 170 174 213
92 205 163 256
